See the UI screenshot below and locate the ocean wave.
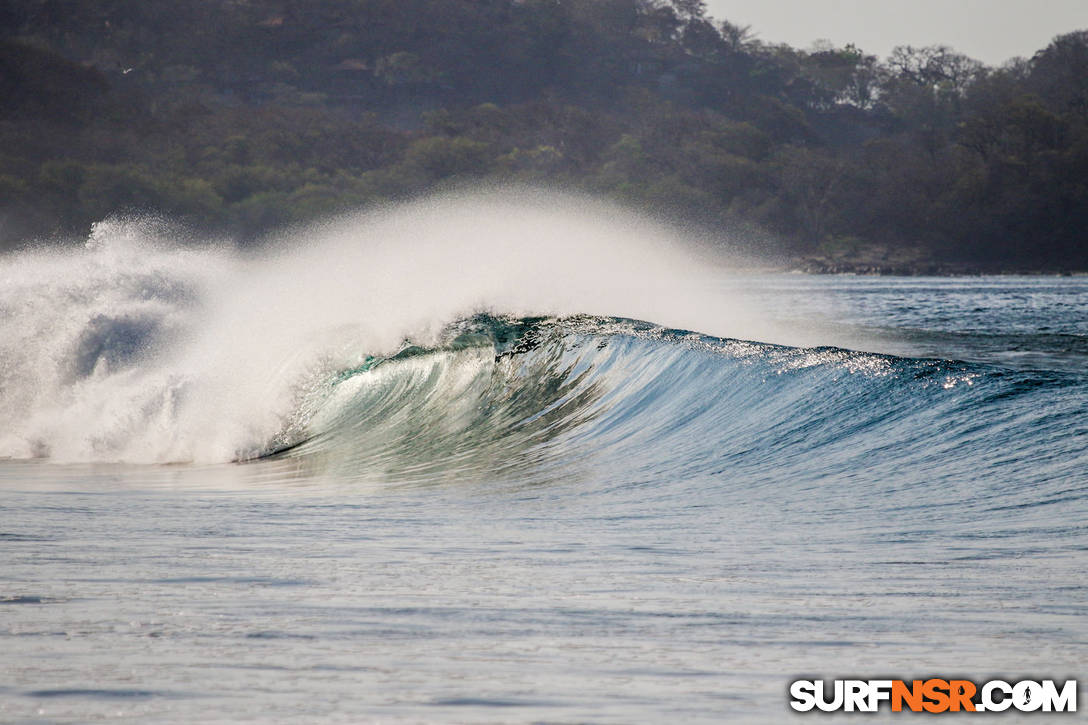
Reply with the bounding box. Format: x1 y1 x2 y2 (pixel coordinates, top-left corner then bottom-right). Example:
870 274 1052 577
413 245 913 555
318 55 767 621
246 314 1087 497
1 197 1085 492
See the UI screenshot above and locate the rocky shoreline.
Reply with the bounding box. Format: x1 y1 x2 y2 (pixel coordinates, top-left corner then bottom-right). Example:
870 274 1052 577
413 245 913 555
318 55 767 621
783 241 1086 276
789 257 1086 276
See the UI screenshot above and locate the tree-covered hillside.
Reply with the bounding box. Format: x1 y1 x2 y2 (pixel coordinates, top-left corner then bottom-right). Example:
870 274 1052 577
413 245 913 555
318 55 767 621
2 0 1086 270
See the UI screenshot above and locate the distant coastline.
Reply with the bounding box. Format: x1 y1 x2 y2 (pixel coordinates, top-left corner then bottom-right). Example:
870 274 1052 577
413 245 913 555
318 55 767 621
791 261 1088 276
2 2 1085 270
787 252 1088 276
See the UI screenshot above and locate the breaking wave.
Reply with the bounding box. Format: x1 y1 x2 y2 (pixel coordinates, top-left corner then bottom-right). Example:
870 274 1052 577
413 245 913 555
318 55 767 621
0 192 1084 501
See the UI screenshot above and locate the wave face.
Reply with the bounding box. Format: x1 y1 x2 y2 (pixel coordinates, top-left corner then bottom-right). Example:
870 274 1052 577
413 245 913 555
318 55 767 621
0 193 1085 505
256 313 1088 510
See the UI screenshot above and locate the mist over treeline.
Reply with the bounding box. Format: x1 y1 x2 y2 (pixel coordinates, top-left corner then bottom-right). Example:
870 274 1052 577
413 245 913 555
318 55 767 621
1 0 1086 270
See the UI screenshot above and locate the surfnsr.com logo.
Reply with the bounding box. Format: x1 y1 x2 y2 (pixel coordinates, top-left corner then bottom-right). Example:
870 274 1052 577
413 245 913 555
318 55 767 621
789 679 1077 713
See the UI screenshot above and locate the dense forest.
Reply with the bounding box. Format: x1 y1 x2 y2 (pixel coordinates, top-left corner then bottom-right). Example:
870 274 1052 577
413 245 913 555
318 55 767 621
1 0 1086 270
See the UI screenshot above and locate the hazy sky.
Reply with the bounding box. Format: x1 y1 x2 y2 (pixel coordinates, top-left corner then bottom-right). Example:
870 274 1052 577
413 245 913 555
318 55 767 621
704 0 1086 64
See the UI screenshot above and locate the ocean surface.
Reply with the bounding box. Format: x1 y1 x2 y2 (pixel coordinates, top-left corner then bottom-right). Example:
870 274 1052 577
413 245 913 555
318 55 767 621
1 198 1086 722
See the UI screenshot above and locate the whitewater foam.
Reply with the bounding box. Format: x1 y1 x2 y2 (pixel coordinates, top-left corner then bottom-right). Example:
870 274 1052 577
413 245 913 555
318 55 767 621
0 190 763 463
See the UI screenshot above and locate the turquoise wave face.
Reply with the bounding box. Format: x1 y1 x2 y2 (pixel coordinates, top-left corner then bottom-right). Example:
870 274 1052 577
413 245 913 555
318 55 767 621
256 315 1088 517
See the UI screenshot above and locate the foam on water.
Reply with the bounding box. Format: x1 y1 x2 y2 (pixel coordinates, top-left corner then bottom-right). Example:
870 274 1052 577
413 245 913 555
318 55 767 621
0 190 764 464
